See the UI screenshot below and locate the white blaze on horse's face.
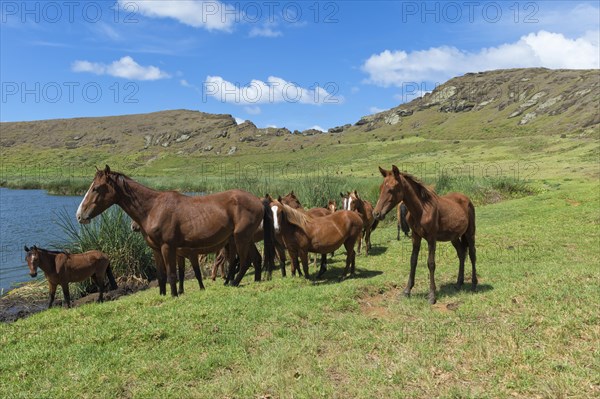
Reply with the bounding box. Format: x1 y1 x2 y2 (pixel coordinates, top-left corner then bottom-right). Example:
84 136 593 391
76 182 94 224
271 205 280 232
347 197 353 211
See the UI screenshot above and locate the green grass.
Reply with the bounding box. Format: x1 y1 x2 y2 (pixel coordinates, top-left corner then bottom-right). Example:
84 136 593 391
1 178 598 398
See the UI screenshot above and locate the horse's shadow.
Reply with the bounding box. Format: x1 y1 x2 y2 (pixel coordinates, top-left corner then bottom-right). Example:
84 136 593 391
312 267 383 286
362 245 387 256
410 282 494 301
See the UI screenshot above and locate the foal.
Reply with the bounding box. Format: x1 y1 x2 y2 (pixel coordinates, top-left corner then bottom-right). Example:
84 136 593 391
25 245 117 308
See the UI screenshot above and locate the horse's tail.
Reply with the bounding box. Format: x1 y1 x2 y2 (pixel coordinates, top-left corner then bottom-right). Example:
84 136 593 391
106 263 118 290
400 202 410 236
467 200 476 237
262 198 276 277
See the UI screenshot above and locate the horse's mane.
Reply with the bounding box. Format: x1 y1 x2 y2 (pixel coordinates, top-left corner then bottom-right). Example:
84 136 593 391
96 169 131 181
400 173 438 204
35 247 69 256
281 203 312 229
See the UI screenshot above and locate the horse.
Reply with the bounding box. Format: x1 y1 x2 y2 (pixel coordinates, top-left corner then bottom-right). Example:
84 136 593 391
270 200 363 280
397 202 411 240
76 165 275 296
24 245 117 308
279 192 337 274
373 165 477 304
131 220 205 294
343 190 378 255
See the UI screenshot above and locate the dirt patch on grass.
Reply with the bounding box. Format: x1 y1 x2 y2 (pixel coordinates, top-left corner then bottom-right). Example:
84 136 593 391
358 286 401 320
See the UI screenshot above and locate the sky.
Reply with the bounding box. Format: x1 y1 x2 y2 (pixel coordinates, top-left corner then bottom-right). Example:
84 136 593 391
1 1 598 131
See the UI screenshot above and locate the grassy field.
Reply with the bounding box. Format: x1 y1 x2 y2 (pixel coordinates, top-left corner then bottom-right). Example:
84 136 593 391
1 158 599 397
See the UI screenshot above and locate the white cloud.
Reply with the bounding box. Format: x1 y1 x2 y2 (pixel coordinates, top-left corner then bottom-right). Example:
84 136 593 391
203 75 344 105
244 105 261 115
234 117 246 125
249 26 282 38
309 125 327 132
362 30 600 87
120 0 236 32
369 106 386 114
266 124 277 128
72 56 170 81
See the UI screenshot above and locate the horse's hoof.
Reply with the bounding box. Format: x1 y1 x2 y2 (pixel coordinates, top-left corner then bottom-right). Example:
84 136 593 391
455 283 463 291
428 295 437 305
471 284 477 292
403 289 411 298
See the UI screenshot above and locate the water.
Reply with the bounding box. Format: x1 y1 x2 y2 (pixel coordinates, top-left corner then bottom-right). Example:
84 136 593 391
0 188 83 293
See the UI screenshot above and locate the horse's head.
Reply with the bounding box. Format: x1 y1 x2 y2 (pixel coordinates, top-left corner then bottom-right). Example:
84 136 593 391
327 200 337 213
340 191 350 210
281 191 302 209
24 245 40 278
373 165 403 220
269 200 284 233
347 190 363 212
76 165 121 224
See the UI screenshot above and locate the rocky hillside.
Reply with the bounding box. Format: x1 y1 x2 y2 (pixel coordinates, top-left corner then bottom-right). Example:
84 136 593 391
1 68 598 159
345 68 598 138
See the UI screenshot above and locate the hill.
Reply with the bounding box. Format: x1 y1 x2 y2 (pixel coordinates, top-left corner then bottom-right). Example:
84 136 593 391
1 68 598 189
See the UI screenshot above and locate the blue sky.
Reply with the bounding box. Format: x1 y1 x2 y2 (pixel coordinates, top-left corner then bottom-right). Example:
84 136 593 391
1 1 598 131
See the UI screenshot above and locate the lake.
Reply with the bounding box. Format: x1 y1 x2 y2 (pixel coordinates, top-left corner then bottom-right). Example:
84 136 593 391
0 188 83 293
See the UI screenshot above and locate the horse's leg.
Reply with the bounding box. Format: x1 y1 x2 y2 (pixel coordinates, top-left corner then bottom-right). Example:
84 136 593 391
48 282 57 308
92 274 104 303
426 240 437 304
397 223 401 240
153 249 167 296
61 282 71 308
288 249 300 277
404 235 421 297
232 231 254 286
356 230 362 255
251 244 262 282
224 242 237 286
160 244 178 297
299 251 310 280
466 235 478 290
365 227 371 255
189 255 205 290
275 240 287 277
452 238 466 289
317 253 327 278
177 256 185 295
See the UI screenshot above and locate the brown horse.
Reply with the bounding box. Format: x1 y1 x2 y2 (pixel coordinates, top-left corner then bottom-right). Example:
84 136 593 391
279 192 337 274
24 245 117 308
344 190 378 255
373 165 477 304
131 220 205 294
270 201 363 280
76 165 275 296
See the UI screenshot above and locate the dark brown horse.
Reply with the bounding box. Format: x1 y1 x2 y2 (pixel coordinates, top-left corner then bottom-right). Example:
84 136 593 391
344 190 378 255
76 165 275 296
131 220 205 294
373 165 477 304
270 201 363 280
24 245 117 308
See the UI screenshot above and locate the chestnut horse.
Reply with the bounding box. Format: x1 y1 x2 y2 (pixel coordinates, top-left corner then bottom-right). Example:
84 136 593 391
279 192 336 274
24 245 117 308
373 165 477 304
76 166 275 296
342 190 378 255
270 201 363 280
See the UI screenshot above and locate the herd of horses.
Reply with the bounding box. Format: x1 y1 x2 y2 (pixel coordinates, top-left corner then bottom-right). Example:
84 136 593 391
24 164 477 308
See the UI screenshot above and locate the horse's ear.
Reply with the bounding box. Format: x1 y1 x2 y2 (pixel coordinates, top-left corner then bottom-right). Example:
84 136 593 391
277 195 283 202
340 192 344 198
24 245 30 252
104 165 111 174
392 165 401 178
379 166 388 177
290 190 294 195
32 245 38 250
95 165 100 172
